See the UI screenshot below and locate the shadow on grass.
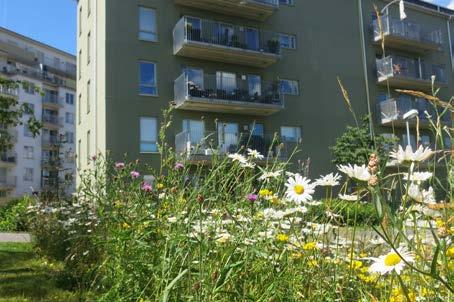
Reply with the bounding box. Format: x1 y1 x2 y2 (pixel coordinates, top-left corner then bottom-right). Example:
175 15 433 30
0 245 85 302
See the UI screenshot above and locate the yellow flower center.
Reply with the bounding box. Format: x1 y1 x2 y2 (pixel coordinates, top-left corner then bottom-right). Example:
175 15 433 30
294 184 305 195
384 253 401 266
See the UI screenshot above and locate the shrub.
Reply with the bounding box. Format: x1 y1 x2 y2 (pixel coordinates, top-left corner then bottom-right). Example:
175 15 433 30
0 197 30 232
308 199 380 226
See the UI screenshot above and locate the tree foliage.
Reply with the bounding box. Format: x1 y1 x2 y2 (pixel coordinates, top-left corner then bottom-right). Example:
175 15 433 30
330 116 395 165
0 77 41 151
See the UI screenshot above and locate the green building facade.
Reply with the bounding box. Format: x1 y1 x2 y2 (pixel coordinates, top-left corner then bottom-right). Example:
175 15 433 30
76 0 454 181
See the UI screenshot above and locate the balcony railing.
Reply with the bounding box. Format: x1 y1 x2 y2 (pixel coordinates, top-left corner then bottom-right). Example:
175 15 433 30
42 57 77 78
173 16 281 68
0 85 19 97
376 56 446 90
0 176 16 189
42 136 59 146
42 94 63 107
174 0 279 21
373 15 443 52
174 72 284 116
42 115 64 127
0 151 17 165
175 130 296 163
376 96 451 128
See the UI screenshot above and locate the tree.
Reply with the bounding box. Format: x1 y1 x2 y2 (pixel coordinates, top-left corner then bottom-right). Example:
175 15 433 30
0 77 42 151
330 115 396 165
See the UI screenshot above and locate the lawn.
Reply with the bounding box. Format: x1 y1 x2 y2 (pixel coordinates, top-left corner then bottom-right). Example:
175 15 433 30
0 242 87 302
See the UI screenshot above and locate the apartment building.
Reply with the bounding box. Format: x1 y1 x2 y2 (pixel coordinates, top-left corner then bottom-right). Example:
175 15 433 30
0 27 77 203
76 0 454 181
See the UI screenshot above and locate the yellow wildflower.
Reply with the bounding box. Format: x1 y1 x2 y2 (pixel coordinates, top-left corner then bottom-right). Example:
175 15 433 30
446 246 454 258
303 242 317 251
350 260 363 270
389 288 416 302
156 183 165 190
259 189 273 197
122 222 131 229
308 259 318 268
276 234 289 243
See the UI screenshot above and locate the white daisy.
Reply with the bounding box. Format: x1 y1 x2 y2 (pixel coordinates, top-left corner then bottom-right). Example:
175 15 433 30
259 170 282 181
315 173 342 187
406 184 436 204
247 148 264 160
403 171 433 183
338 193 359 201
284 173 316 205
337 164 371 182
228 153 248 164
241 161 256 169
369 247 414 275
390 145 434 164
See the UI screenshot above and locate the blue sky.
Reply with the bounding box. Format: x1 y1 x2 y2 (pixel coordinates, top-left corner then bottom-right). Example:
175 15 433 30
0 0 452 56
0 0 76 55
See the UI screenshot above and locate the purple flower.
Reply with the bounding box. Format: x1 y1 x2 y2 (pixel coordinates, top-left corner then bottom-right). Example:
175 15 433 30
141 182 152 192
130 171 140 179
115 162 125 169
175 162 184 170
247 193 258 202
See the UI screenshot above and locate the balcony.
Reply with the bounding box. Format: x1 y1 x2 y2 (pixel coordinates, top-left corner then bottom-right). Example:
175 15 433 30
376 56 447 90
0 127 18 145
0 176 16 191
42 57 77 79
175 130 296 164
173 17 281 68
0 152 17 167
0 85 19 98
174 0 279 21
42 94 63 109
376 96 451 129
373 15 443 53
42 136 59 149
0 38 37 65
174 72 283 116
42 115 63 129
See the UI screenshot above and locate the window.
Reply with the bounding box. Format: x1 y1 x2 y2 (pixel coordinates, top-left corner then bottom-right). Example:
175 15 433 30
79 7 82 35
419 135 431 149
66 132 74 144
24 146 34 159
139 61 157 95
66 112 75 124
279 33 296 49
78 94 82 124
87 80 91 113
24 125 33 137
23 103 34 115
250 123 264 137
280 126 301 143
78 139 81 168
0 168 6 184
66 93 74 105
279 0 293 5
24 82 35 94
79 50 82 79
183 119 205 144
87 130 91 159
216 71 236 93
280 79 299 95
87 32 91 64
140 117 158 153
24 168 33 182
139 7 157 41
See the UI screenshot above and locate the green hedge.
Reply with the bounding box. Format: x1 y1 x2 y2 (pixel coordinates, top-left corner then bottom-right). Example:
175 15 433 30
307 199 380 226
0 197 30 232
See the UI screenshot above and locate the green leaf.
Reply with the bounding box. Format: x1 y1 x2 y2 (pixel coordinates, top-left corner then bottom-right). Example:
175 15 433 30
161 268 189 302
430 245 440 277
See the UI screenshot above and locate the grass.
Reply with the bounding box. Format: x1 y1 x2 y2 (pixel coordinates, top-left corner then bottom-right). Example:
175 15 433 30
0 242 87 302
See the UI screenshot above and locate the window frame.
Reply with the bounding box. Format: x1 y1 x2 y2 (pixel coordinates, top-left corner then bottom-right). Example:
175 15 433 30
140 117 159 154
278 33 297 50
138 6 158 42
139 61 158 96
280 126 301 143
23 146 34 159
279 78 299 96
